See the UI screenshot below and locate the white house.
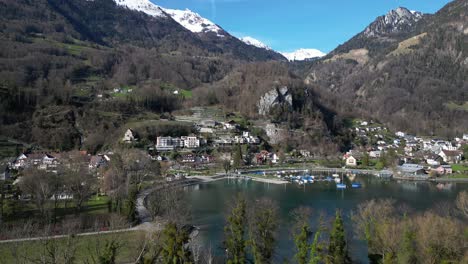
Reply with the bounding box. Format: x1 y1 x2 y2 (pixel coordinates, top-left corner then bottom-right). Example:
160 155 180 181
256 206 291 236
438 150 462 164
123 129 137 143
345 156 357 167
463 134 468 140
369 150 381 158
395 131 406 138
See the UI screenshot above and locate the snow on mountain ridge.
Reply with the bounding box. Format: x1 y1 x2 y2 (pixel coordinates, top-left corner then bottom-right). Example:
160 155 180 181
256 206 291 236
281 49 326 61
113 0 224 36
163 8 225 36
114 0 166 18
240 37 271 50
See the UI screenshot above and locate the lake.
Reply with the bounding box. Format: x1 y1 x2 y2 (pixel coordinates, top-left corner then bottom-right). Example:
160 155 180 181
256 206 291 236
185 175 467 263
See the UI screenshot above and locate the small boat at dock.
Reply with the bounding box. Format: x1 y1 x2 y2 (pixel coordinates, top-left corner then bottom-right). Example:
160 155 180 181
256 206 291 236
351 182 362 188
336 183 347 189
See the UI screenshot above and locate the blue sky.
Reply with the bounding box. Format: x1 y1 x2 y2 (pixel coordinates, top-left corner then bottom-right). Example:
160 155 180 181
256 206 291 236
155 0 452 53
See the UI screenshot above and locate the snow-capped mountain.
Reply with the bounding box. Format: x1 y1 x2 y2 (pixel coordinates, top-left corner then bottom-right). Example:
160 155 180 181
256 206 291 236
114 0 166 18
363 7 423 37
240 37 271 50
114 0 225 37
281 49 326 61
163 8 225 37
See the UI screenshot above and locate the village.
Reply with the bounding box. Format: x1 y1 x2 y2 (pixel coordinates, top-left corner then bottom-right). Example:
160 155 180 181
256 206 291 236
3 116 467 186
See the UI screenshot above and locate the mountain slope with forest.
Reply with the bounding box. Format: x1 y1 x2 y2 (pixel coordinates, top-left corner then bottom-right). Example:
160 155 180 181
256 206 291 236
0 0 286 151
301 0 468 137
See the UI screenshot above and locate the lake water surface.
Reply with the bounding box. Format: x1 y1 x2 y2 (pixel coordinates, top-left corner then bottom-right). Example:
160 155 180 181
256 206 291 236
186 175 467 263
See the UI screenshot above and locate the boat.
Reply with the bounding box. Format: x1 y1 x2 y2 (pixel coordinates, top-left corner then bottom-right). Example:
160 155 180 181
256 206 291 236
325 176 333 182
351 182 362 188
332 173 340 178
334 178 341 183
336 183 347 189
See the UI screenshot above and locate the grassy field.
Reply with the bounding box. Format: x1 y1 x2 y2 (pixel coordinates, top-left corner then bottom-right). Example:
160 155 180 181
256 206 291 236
3 195 111 223
0 231 146 263
451 164 468 172
445 101 468 111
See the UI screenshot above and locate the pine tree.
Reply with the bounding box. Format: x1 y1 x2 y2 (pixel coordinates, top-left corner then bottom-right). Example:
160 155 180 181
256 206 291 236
294 223 310 264
224 195 247 264
249 199 278 264
233 144 243 169
362 152 370 167
161 223 193 264
308 231 322 264
328 211 350 264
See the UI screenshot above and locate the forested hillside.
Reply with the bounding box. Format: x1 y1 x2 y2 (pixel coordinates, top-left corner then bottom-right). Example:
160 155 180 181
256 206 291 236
0 0 289 151
299 0 468 137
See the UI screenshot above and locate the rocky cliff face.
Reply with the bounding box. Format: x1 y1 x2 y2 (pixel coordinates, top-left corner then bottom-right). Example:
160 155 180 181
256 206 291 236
363 7 423 37
257 87 292 116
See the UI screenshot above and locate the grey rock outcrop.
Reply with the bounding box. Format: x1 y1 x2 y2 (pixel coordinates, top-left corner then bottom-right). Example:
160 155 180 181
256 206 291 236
363 7 423 37
257 86 292 116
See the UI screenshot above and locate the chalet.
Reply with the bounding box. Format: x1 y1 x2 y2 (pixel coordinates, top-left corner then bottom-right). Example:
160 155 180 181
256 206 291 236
222 120 239 130
431 165 453 175
12 153 57 170
123 129 137 143
369 150 381 158
438 150 462 164
256 150 276 164
345 156 357 167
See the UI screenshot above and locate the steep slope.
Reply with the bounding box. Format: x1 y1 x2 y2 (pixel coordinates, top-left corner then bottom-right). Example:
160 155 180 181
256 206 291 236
330 7 427 57
0 0 287 150
113 0 285 61
303 0 468 136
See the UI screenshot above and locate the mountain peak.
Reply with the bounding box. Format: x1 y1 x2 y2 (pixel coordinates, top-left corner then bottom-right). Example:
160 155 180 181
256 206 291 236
281 49 326 61
363 7 423 37
240 37 271 50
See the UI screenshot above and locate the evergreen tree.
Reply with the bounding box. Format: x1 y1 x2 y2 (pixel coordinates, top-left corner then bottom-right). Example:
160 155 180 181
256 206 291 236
224 195 247 264
233 144 243 169
328 211 350 264
362 152 370 167
161 223 193 264
308 231 322 264
249 199 278 264
294 223 310 264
